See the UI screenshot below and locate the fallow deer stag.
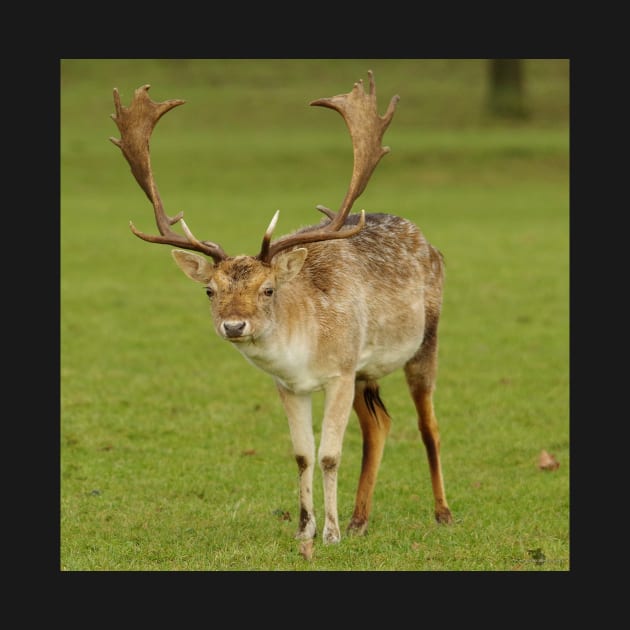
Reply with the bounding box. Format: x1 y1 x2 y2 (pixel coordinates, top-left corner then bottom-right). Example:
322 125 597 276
110 70 453 545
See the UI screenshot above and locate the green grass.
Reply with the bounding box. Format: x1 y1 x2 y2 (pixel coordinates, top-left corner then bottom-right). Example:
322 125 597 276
60 59 569 571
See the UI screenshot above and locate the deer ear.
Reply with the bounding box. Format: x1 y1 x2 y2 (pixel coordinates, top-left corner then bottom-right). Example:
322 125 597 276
171 249 215 284
272 247 307 284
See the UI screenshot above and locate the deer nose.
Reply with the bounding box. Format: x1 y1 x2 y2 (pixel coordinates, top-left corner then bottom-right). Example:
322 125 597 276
222 321 247 338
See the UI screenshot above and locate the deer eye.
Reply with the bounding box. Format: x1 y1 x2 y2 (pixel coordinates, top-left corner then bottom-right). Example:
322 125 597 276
263 287 274 297
205 287 215 299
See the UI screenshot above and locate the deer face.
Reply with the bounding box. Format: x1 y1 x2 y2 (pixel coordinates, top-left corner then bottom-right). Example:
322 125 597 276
172 248 307 342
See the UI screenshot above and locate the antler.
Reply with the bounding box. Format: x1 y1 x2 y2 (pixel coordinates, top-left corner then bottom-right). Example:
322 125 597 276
109 84 228 263
258 70 399 263
111 76 398 266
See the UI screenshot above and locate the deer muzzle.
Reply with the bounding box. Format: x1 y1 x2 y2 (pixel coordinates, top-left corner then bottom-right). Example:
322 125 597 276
222 320 249 339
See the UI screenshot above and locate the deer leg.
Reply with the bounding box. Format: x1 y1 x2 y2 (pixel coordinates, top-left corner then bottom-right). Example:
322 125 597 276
319 373 356 544
347 380 392 536
404 328 453 525
276 383 317 540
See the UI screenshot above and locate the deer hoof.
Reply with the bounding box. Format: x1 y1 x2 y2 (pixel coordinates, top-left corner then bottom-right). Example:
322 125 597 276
323 525 341 544
347 518 369 536
435 506 453 524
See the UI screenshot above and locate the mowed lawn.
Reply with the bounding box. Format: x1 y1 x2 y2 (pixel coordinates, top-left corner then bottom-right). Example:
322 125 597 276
60 59 569 571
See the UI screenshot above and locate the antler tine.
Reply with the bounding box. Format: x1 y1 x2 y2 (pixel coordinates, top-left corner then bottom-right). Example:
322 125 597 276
110 84 227 263
257 70 397 264
258 209 281 263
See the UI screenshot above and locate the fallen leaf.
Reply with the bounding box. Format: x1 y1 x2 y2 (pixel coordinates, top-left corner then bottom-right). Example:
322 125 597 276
241 449 256 456
538 450 560 471
272 509 291 521
299 540 314 561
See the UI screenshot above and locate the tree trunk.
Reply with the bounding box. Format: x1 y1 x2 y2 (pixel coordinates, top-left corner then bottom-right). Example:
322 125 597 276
487 59 528 119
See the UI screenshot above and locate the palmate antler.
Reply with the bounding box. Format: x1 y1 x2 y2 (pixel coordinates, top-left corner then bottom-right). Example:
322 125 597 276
110 71 399 264
258 70 399 262
109 84 228 263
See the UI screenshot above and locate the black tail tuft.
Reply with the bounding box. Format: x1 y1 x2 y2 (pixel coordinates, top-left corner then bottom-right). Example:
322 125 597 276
364 383 389 418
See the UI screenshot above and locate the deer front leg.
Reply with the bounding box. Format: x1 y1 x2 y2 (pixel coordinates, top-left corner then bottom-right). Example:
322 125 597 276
276 383 317 540
319 374 356 544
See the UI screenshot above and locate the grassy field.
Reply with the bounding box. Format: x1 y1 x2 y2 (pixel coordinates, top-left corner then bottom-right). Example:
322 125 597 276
60 59 569 571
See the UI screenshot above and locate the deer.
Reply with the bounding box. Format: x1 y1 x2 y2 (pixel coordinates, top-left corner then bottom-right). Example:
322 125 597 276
109 70 453 546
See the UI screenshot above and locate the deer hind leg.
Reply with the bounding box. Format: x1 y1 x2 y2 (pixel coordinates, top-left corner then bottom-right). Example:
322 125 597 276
347 380 392 536
404 326 453 525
